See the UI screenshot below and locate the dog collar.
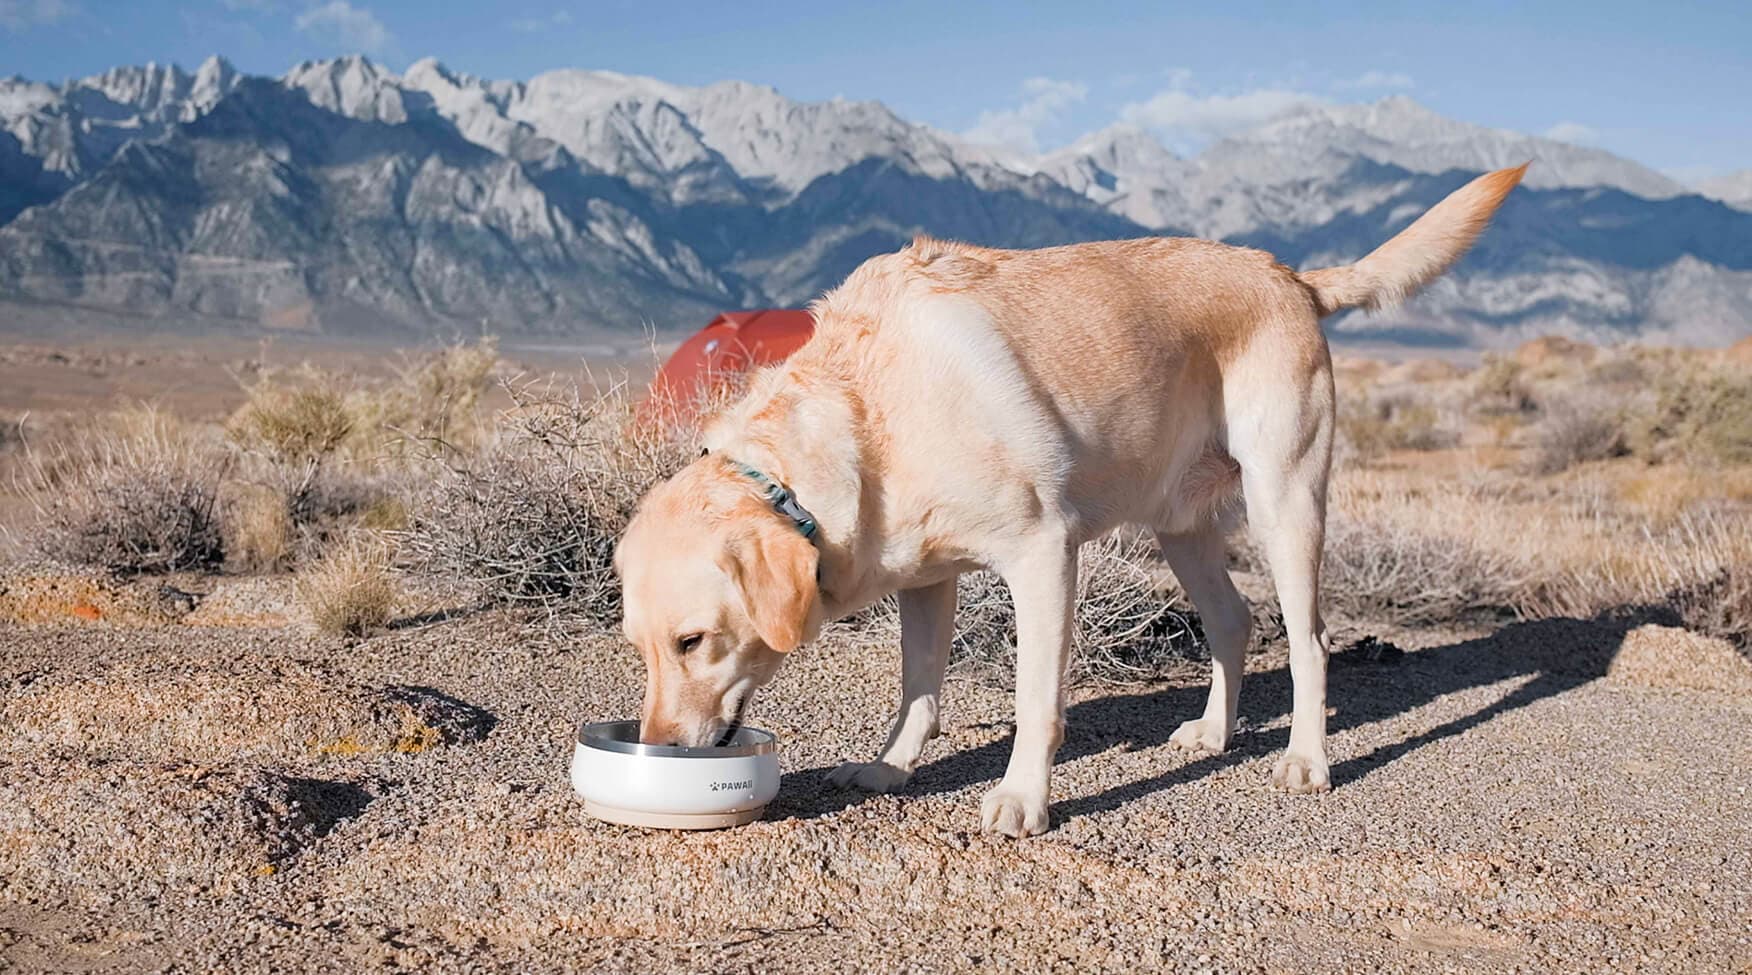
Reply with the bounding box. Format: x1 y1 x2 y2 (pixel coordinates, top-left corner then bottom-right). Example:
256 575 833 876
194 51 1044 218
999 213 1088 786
731 461 819 542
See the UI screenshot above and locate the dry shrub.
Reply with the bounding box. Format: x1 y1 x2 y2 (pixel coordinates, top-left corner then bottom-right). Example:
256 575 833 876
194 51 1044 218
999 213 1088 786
228 379 353 468
1317 478 1539 625
227 373 356 554
402 378 695 623
1585 354 1648 388
297 534 399 636
353 338 499 456
25 407 228 574
1533 508 1752 649
229 339 497 465
1528 394 1627 475
359 495 409 532
1483 413 1525 448
1313 471 1752 648
1338 391 1460 464
1630 365 1752 466
855 532 1204 686
1469 355 1536 417
225 347 478 565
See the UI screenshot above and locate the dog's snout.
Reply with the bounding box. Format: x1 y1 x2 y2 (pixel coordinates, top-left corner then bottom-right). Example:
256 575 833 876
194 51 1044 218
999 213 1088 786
638 722 680 746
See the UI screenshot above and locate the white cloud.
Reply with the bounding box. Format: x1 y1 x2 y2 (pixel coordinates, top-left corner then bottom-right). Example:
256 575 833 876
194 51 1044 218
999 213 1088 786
1662 164 1725 187
1543 121 1598 145
1334 70 1414 91
295 0 391 53
964 77 1089 155
0 0 75 31
1119 85 1323 149
511 10 572 32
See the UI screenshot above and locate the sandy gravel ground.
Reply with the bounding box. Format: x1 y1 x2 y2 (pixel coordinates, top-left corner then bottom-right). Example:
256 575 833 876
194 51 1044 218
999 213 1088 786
2 579 1749 973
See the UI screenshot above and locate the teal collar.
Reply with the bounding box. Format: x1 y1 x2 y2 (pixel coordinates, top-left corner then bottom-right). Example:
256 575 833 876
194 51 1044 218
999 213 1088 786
731 461 819 542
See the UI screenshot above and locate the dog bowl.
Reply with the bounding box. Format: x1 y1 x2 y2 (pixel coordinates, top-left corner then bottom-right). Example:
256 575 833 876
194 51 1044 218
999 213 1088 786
570 720 780 830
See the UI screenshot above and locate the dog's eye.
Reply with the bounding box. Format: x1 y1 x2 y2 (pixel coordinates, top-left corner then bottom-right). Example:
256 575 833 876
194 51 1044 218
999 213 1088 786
676 633 704 654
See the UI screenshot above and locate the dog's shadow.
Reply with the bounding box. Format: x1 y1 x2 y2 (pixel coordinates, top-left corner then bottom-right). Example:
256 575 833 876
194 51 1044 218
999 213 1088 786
769 606 1674 824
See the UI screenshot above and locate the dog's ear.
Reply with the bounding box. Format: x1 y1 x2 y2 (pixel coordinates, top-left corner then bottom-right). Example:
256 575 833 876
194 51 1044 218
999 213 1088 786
719 519 820 653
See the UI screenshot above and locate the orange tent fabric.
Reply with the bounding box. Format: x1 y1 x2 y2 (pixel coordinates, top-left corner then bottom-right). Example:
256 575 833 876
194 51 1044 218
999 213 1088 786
646 309 815 422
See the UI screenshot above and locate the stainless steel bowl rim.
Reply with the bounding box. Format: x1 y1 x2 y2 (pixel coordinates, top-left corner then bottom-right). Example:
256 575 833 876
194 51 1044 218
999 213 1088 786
576 719 777 757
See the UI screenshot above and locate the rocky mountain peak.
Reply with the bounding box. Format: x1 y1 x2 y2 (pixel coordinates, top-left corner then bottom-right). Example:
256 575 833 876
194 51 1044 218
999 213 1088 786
282 56 408 124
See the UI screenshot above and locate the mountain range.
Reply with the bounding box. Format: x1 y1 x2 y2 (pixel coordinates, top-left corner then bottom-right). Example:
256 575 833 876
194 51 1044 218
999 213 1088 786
2 55 1749 348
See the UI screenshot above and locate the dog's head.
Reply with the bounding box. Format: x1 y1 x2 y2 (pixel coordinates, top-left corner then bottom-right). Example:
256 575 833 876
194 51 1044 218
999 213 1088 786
614 458 821 746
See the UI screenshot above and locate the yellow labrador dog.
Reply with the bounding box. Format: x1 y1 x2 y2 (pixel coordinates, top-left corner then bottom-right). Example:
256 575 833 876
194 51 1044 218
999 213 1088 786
616 164 1525 837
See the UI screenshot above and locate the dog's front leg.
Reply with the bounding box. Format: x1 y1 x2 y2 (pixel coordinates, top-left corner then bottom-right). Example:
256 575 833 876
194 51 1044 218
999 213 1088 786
827 576 957 792
981 536 1077 838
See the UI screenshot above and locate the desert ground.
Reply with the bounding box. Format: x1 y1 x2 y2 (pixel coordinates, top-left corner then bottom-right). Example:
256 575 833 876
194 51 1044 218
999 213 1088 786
1 332 1749 973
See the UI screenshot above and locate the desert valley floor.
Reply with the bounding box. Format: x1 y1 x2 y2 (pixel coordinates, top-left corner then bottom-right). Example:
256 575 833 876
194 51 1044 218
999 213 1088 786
2 567 1748 973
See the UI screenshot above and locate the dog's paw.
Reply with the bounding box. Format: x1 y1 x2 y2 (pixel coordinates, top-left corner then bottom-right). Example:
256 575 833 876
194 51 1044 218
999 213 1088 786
979 784 1049 838
826 760 912 793
1168 717 1230 754
1270 751 1331 793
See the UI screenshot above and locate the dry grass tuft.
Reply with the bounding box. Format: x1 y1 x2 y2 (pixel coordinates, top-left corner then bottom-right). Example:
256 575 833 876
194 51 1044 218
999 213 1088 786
401 378 695 623
229 339 498 466
24 407 228 574
223 481 293 573
297 534 399 637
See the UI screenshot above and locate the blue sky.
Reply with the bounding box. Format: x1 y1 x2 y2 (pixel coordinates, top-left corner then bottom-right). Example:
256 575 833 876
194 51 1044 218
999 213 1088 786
2 0 1748 181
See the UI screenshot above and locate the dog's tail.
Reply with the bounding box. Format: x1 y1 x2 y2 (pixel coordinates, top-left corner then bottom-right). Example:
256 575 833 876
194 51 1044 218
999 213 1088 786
1298 163 1527 318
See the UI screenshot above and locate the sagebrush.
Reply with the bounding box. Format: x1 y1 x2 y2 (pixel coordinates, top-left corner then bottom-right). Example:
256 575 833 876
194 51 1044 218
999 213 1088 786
401 379 695 623
24 408 229 574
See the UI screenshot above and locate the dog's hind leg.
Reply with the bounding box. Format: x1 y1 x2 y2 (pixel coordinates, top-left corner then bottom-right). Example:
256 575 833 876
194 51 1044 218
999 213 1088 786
1230 348 1336 793
1156 526 1251 754
827 576 957 792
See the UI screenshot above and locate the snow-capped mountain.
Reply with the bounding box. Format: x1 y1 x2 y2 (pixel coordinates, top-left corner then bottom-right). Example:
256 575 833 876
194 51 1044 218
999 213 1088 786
1698 170 1752 212
0 57 238 203
1213 96 1685 198
1037 96 1690 240
1 56 1748 347
397 58 1042 207
1036 125 1200 232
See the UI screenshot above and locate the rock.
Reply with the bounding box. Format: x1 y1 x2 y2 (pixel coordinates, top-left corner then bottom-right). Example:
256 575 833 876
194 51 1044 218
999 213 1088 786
0 758 370 904
2 664 495 762
1607 624 1752 694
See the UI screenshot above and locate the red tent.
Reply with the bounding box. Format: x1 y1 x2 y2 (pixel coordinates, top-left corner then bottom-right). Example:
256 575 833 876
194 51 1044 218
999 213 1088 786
645 309 815 422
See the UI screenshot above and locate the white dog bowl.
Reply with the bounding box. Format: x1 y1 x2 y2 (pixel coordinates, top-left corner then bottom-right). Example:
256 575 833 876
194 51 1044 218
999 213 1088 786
570 720 780 830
